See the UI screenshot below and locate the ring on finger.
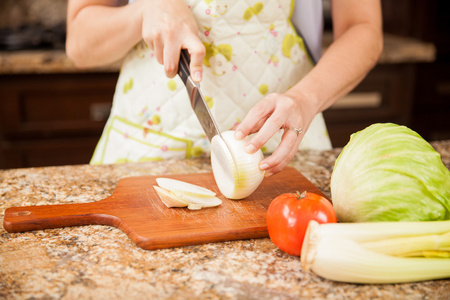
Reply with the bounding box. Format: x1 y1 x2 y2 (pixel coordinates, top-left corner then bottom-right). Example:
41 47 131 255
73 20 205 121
283 126 303 136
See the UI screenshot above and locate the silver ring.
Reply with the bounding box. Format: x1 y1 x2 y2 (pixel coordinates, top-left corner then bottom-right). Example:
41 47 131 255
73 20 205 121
285 126 303 136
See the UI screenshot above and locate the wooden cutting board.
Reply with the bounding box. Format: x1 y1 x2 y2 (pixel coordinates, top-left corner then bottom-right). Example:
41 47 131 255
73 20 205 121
3 166 327 250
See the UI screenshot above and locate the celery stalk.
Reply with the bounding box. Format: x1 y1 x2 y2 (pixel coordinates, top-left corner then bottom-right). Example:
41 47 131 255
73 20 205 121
301 220 450 284
361 232 450 257
312 220 450 242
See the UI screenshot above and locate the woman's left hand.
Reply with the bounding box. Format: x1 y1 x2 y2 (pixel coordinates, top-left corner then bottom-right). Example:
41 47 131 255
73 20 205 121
234 0 383 177
234 92 316 177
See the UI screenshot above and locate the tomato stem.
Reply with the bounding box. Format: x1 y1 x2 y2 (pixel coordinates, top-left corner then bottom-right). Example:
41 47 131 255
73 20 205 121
296 191 307 199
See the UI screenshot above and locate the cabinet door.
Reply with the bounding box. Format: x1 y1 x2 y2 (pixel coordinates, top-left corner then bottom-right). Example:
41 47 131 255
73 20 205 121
0 73 117 138
0 72 118 168
0 137 99 169
412 62 450 141
323 64 415 147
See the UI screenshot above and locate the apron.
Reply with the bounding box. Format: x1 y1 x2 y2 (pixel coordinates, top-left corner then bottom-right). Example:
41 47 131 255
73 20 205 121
91 0 332 165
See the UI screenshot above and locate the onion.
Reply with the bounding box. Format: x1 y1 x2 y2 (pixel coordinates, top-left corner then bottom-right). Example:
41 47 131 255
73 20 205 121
211 130 265 199
153 185 189 207
154 178 221 210
156 177 216 198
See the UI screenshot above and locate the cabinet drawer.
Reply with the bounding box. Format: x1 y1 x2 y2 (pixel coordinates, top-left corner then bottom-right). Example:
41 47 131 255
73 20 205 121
0 137 99 169
0 73 117 138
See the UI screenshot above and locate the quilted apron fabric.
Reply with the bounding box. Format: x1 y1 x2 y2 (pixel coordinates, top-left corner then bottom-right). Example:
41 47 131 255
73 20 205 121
91 0 332 165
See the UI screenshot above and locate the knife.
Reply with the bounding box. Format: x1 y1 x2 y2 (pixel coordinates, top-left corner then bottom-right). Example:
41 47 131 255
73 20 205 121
178 49 221 142
178 49 239 180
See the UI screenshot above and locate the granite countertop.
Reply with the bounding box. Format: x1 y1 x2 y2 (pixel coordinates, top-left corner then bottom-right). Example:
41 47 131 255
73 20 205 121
0 33 436 75
1 141 449 299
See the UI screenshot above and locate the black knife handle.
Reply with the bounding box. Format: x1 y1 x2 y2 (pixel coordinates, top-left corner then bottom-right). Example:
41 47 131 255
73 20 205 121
178 49 191 84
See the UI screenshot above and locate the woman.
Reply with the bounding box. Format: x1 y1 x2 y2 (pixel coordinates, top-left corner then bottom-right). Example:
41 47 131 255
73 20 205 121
66 0 383 176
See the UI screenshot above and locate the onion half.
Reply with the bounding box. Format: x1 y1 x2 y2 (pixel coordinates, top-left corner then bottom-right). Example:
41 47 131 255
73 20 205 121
211 130 265 199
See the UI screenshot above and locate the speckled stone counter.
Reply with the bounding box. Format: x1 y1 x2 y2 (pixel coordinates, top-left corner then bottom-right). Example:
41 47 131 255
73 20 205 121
1 142 449 299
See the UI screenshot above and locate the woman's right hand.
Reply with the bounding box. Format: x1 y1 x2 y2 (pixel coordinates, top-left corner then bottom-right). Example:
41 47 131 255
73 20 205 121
141 0 205 81
67 0 205 80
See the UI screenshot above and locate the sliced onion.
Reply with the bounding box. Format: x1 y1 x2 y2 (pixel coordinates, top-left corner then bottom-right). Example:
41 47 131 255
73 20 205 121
187 203 202 210
153 178 221 210
211 130 265 199
153 185 189 208
178 194 222 207
156 177 216 198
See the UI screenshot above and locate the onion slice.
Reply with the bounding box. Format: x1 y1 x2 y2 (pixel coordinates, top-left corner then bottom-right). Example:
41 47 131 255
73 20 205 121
153 178 221 210
211 130 265 199
179 194 222 207
156 177 216 198
153 186 189 208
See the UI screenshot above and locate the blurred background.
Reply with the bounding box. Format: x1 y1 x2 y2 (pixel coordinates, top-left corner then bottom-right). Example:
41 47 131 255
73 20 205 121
0 0 449 169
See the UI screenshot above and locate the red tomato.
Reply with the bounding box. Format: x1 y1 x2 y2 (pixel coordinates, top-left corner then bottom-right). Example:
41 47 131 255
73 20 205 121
266 191 337 256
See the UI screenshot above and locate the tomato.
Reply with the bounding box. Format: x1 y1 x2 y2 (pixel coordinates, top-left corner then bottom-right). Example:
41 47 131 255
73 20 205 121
266 191 337 256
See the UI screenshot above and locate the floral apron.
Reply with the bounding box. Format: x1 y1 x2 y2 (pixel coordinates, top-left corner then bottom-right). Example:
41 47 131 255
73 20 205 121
91 0 331 165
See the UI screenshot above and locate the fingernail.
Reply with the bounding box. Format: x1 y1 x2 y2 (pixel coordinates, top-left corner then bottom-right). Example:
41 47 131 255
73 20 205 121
259 163 269 170
234 131 244 140
193 71 202 82
245 144 256 154
264 172 273 178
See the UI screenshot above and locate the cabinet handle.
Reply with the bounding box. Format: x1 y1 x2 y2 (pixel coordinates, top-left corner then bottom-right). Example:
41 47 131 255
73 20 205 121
90 103 112 121
330 92 382 109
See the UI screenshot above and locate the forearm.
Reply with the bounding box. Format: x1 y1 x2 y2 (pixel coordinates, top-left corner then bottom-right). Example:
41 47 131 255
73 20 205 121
286 23 383 115
66 0 143 68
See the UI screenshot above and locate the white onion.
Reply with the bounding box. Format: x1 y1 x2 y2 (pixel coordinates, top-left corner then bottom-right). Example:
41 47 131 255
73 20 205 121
211 130 265 199
156 177 216 198
153 185 189 207
154 178 221 210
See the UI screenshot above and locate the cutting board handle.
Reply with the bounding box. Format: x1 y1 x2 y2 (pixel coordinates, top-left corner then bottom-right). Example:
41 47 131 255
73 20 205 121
3 197 116 233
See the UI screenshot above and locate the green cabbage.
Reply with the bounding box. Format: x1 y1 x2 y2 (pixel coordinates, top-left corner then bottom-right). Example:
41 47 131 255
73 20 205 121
331 123 450 222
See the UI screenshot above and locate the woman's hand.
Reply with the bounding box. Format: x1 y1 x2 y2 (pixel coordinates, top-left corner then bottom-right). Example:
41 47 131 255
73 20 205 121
235 0 383 177
141 0 205 81
67 0 205 80
234 92 317 177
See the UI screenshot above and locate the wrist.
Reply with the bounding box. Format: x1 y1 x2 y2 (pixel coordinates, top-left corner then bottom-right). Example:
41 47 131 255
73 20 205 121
284 87 321 116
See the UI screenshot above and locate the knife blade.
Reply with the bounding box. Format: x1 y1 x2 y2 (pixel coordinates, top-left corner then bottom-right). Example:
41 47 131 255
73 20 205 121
178 49 239 182
178 49 220 141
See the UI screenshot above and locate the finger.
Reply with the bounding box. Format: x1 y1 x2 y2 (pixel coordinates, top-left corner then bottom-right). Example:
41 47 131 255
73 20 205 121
261 130 301 176
141 23 155 52
264 144 298 176
163 41 180 78
146 40 154 51
232 118 264 140
235 97 275 140
244 103 289 154
184 38 206 82
153 37 164 66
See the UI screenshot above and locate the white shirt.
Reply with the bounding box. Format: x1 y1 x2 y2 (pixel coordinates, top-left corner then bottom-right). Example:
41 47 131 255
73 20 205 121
291 0 324 63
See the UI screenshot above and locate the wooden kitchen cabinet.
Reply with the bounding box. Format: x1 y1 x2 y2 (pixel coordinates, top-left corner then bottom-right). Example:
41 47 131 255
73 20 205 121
379 0 450 142
323 63 416 147
412 62 450 141
0 72 118 169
